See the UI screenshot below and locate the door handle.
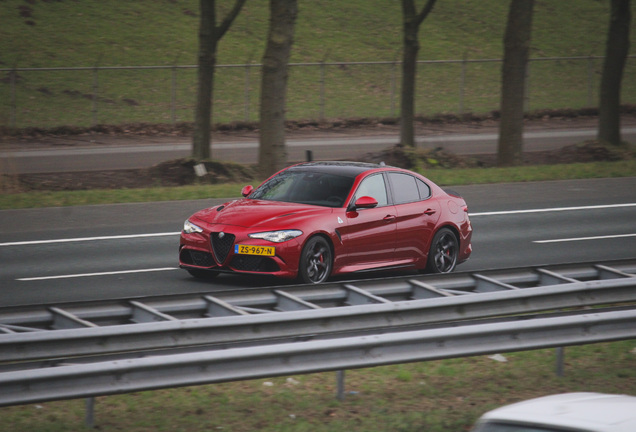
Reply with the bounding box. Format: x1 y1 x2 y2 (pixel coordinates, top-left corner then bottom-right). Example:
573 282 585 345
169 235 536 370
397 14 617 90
423 208 437 215
383 215 396 222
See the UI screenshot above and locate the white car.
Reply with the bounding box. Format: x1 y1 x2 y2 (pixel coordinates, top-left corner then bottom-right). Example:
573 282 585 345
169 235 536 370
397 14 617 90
470 393 636 432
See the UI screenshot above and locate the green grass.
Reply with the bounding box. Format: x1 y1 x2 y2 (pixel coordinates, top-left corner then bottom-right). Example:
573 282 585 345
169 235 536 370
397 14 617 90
0 182 249 209
1 0 635 127
423 159 636 187
2 341 634 432
1 6 635 427
2 159 635 210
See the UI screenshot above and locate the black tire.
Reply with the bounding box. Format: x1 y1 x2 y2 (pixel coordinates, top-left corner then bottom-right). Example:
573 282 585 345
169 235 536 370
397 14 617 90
298 236 332 284
186 268 220 280
425 228 459 274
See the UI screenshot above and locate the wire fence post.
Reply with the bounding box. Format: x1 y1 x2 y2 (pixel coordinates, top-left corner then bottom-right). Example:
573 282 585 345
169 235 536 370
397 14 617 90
171 64 177 124
391 50 400 117
244 52 255 122
390 61 397 117
587 55 594 107
524 61 530 113
319 58 326 121
9 68 17 129
91 61 100 127
459 52 467 115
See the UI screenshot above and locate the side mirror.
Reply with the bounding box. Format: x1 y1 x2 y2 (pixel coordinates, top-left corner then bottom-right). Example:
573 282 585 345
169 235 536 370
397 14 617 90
348 195 378 211
241 185 254 197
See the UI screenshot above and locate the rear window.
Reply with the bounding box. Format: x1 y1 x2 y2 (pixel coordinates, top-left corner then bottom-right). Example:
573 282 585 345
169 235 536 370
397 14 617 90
389 172 431 204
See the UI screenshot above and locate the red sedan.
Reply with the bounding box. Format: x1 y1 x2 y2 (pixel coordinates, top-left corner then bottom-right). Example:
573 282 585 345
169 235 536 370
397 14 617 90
179 161 472 284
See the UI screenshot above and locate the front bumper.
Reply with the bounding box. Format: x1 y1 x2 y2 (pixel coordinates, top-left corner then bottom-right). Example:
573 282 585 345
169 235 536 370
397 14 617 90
179 226 303 279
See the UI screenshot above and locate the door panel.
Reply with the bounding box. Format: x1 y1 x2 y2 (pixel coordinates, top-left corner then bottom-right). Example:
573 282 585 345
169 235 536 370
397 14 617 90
394 200 441 264
339 206 397 269
387 172 442 266
338 173 396 271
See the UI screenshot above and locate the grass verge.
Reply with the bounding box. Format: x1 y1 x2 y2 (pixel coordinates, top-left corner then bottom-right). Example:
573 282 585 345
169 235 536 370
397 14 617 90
1 160 635 210
2 341 634 432
3 1 634 128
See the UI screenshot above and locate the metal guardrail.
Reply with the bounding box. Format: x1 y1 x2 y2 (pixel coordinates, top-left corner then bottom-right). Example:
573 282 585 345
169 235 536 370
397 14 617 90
0 308 634 407
1 276 635 364
2 260 635 330
0 260 635 364
0 260 634 408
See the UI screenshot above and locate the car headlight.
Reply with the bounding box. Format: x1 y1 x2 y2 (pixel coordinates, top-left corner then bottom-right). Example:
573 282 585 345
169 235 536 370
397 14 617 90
183 219 203 234
248 230 303 243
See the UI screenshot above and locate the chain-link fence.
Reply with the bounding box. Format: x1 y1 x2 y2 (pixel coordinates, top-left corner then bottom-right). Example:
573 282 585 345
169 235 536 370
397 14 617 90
1 56 635 129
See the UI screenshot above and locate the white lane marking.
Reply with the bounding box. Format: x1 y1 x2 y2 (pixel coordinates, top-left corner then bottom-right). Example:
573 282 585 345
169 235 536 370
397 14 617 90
1 204 635 246
470 203 636 217
0 232 181 247
534 233 636 244
17 267 179 281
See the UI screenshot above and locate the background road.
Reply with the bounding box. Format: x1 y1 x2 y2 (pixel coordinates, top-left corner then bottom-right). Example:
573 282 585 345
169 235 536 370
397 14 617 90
1 177 634 307
3 123 636 173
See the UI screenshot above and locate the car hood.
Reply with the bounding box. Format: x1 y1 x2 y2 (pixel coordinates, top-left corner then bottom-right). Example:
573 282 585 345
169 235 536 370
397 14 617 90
191 199 334 229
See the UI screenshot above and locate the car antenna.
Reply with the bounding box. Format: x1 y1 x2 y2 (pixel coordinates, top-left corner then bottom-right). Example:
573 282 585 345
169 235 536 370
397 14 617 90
379 161 386 166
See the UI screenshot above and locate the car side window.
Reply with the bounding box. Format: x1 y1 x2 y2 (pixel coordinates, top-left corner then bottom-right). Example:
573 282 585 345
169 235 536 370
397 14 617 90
389 172 421 204
417 178 431 200
353 174 388 207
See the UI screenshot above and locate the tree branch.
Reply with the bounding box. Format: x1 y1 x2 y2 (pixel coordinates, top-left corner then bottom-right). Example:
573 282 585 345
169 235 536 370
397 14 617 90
217 0 248 38
416 0 437 26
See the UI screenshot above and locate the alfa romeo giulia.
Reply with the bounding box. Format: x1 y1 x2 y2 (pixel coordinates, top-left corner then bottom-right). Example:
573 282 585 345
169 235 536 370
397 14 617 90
179 161 472 284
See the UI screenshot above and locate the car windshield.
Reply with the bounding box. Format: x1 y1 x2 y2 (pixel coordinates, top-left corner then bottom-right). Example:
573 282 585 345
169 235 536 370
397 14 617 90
471 422 577 432
250 170 355 208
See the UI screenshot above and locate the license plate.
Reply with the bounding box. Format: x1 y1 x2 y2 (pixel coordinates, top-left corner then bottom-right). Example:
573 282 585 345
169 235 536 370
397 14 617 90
234 244 275 256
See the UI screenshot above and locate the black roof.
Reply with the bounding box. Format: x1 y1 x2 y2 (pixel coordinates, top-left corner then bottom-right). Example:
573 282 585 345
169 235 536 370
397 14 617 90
287 161 384 178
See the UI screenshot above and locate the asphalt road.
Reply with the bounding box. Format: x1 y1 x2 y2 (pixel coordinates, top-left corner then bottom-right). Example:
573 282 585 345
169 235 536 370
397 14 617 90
1 177 635 307
3 126 636 173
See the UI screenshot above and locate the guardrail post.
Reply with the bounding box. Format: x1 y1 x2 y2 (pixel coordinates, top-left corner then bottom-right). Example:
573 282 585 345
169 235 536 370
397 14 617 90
336 370 346 401
85 397 96 428
555 347 565 377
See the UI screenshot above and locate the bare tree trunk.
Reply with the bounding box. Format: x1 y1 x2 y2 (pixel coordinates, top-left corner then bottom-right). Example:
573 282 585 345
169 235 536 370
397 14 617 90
258 0 298 178
192 0 246 161
192 0 217 161
400 0 437 147
497 0 534 166
598 0 631 145
400 14 418 148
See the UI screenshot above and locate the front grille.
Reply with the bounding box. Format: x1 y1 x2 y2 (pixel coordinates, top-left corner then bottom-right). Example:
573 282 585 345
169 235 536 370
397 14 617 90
180 249 214 267
230 255 280 272
211 232 235 264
